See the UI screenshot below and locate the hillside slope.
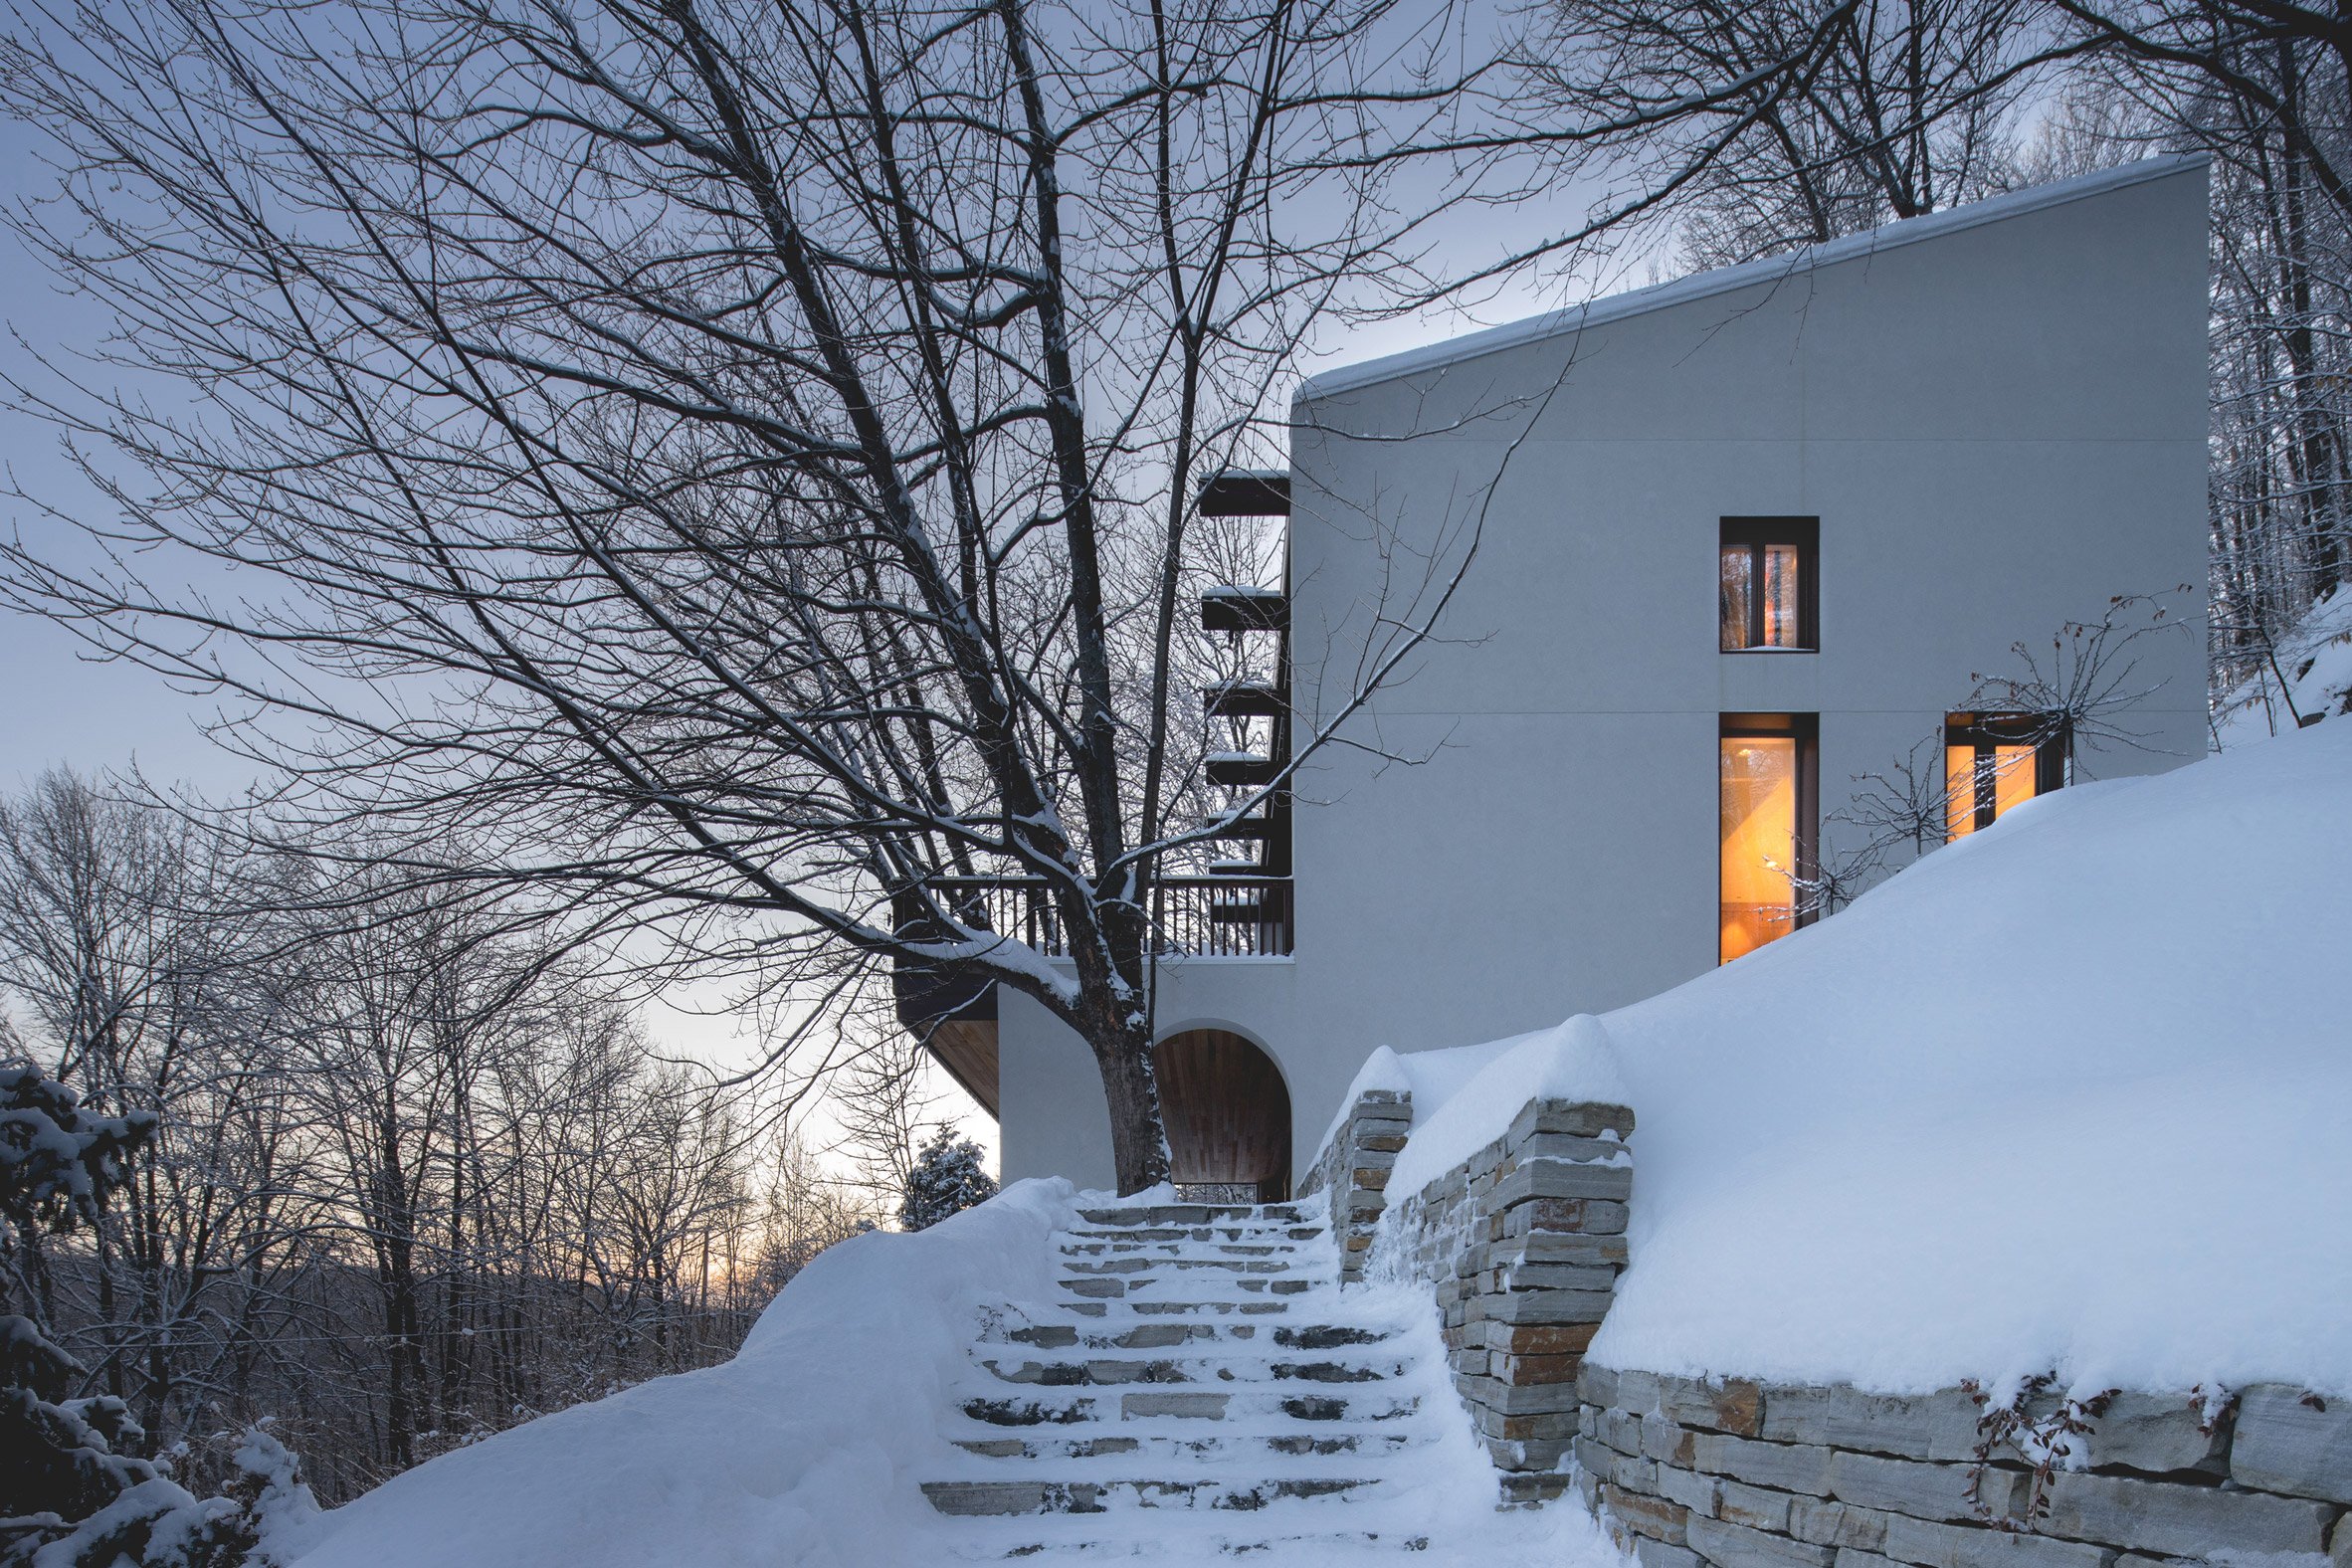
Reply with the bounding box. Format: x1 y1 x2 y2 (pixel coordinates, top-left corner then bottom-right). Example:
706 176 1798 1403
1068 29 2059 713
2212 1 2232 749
1370 724 2352 1399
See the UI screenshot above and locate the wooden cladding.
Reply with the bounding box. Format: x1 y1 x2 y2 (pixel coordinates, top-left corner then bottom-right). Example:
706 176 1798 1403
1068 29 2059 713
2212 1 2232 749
1155 1029 1292 1202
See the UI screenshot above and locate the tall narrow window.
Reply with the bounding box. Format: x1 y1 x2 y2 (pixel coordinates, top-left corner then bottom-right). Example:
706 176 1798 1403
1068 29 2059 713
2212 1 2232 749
1720 518 1819 651
1944 714 2067 839
1719 713 1818 965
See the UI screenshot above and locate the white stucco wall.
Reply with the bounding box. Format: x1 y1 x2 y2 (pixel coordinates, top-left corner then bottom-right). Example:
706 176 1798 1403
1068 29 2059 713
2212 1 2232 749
1000 157 2213 1192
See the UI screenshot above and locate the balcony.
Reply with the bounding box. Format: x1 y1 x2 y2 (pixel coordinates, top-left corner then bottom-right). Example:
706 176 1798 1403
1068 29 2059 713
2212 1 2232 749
1201 585 1286 634
917 876 1294 960
1206 750 1283 788
1204 680 1284 717
1197 469 1290 517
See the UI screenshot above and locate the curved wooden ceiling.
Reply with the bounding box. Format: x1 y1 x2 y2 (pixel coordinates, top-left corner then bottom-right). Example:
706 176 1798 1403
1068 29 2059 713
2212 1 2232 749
1155 1029 1291 1193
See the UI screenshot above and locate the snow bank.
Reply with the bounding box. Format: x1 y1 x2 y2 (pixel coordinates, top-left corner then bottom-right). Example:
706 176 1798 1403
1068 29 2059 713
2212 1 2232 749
1382 1016 1629 1203
1370 726 2352 1401
276 1180 1079 1568
2214 583 2352 743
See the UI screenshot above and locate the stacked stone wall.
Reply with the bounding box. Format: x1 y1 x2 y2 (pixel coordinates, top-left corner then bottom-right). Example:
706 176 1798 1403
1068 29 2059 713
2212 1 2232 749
1308 1082 2350 1554
1296 1087 1412 1283
1576 1367 2352 1568
1375 1096 1636 1503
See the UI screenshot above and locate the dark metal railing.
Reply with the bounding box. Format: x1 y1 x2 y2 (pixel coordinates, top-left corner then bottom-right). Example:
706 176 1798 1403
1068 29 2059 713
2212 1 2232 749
927 876 1293 958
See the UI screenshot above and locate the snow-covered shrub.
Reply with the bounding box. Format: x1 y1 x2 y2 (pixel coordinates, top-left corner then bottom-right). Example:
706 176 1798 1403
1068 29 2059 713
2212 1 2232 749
14 1424 320 1568
898 1125 996 1232
2215 580 2352 740
2 1056 162 1554
1 1060 317 1567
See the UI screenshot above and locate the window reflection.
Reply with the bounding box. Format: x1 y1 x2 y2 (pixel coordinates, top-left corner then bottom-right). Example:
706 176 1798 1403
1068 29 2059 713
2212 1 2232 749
1759 543 1802 646
1719 522 1814 650
1719 548 1753 652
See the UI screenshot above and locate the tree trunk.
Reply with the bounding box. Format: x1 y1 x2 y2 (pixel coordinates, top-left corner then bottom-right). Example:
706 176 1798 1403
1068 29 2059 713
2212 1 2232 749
1091 1025 1172 1197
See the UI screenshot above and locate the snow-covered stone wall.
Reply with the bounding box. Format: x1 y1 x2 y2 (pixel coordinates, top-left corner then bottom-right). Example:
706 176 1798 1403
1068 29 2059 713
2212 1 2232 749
1576 1367 2351 1568
1297 1085 1411 1281
1350 1094 1638 1504
1326 1092 2352 1568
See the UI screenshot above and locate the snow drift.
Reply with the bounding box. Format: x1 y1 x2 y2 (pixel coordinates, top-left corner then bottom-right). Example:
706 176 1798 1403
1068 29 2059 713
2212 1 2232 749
275 1180 1078 1568
1365 724 2352 1400
2214 582 2352 743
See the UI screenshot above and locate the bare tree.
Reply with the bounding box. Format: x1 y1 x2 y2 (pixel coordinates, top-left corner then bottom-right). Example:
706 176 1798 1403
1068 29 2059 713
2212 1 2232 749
1505 0 2073 268
1963 587 2201 762
828 1028 938 1208
0 0 1512 1195
0 771 296 1465
0 770 903 1503
2050 0 2352 224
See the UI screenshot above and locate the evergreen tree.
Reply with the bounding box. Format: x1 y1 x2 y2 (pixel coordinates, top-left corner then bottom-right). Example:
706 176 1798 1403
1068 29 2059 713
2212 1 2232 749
1 1057 315 1566
2 1058 160 1537
898 1127 997 1233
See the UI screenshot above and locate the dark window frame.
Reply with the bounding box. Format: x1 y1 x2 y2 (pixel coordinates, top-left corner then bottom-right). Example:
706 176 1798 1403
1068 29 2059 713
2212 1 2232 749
1718 712 1822 962
1720 516 1821 653
1942 712 2069 838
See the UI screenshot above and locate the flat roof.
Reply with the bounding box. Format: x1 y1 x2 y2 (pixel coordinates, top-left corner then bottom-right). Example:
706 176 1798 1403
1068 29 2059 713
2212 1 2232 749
1296 153 2209 403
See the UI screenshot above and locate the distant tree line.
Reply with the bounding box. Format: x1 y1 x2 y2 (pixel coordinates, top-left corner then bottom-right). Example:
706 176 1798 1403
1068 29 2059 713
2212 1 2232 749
0 770 889 1510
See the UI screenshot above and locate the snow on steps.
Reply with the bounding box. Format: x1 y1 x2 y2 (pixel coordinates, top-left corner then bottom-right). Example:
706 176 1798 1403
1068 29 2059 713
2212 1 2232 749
919 1199 1449 1558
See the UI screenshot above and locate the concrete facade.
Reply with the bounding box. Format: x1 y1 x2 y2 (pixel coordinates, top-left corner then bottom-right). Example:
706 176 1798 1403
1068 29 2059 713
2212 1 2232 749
999 156 2213 1192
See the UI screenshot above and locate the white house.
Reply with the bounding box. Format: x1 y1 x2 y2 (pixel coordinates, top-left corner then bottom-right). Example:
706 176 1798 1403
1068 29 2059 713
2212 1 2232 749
921 153 2214 1197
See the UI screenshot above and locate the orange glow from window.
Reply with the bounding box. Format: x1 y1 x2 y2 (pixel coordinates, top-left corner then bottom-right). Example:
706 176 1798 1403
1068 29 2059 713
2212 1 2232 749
1945 745 1977 839
1992 744 2036 819
1720 735 1797 963
1946 740 2041 839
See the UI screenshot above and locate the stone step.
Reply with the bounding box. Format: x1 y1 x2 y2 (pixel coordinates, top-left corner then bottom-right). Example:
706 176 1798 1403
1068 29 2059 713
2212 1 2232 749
985 1320 1402 1352
1077 1213 1307 1232
921 1472 1384 1516
976 1353 1412 1388
1057 1256 1301 1276
1057 1240 1307 1259
1063 1225 1325 1246
1059 1298 1296 1319
938 1525 1430 1560
950 1430 1425 1465
1056 1274 1318 1300
956 1388 1424 1428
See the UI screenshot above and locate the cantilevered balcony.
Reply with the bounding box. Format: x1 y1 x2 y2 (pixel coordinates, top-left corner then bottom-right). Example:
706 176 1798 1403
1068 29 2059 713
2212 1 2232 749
1204 680 1284 717
1206 749 1283 788
1201 585 1286 634
901 876 1294 961
1196 468 1290 517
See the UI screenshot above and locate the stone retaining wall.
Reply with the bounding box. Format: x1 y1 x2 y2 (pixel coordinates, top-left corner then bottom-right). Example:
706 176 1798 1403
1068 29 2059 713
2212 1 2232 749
1575 1366 2352 1568
1296 1087 1412 1284
1372 1096 1637 1502
1310 1085 2350 1553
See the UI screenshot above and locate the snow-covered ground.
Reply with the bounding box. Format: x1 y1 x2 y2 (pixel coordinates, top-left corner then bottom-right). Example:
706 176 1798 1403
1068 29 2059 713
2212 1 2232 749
2213 583 2352 743
273 725 2346 1567
1358 721 2352 1401
268 1178 1617 1567
271 1184 1081 1567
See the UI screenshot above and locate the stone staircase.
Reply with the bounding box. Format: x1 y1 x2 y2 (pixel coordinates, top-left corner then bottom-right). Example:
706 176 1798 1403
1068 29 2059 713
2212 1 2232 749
920 1199 1456 1558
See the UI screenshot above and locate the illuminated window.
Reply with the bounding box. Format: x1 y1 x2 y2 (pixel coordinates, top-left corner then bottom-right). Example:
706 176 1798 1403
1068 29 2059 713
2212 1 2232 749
1720 518 1818 651
1719 713 1818 964
1943 714 2067 839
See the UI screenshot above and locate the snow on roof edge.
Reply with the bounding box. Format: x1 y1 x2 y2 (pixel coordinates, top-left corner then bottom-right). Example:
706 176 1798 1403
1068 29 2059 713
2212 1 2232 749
1295 153 2210 405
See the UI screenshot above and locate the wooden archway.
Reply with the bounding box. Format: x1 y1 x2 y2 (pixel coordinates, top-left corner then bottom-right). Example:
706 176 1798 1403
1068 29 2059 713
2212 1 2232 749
1154 1029 1292 1202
